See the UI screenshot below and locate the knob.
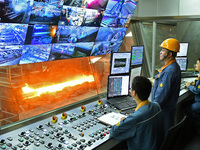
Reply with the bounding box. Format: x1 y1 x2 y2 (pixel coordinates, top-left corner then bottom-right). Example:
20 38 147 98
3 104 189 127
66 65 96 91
25 141 29 145
60 137 64 141
58 144 62 148
98 99 103 105
20 132 25 136
0 139 5 143
48 143 53 147
88 141 92 145
81 105 86 112
62 112 67 119
38 125 43 129
52 116 58 123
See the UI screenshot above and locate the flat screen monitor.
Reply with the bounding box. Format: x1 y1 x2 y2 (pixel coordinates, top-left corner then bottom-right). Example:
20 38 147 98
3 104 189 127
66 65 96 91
176 57 187 71
177 43 189 57
110 52 131 75
130 66 142 88
107 75 130 98
131 46 144 66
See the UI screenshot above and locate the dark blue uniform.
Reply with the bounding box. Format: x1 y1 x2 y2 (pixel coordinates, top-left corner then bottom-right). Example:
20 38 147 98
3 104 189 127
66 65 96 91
151 60 181 136
110 101 164 150
186 75 200 127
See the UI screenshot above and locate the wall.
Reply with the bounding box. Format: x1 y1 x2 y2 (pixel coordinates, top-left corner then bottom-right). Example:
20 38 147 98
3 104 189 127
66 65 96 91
133 0 200 17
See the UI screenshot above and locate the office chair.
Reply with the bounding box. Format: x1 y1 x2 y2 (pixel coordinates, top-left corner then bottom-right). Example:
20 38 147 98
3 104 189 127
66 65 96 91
159 116 189 150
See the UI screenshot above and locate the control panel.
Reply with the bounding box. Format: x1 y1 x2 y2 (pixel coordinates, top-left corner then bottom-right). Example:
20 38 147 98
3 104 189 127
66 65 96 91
0 100 123 150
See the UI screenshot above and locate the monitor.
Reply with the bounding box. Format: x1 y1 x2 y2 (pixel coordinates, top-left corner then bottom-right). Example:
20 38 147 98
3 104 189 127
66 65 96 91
131 46 144 66
177 43 189 57
110 52 131 75
130 66 142 88
176 57 187 71
107 75 130 98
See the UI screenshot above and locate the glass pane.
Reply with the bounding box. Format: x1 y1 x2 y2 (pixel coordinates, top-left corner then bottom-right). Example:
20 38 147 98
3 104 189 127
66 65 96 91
0 57 97 127
90 54 111 94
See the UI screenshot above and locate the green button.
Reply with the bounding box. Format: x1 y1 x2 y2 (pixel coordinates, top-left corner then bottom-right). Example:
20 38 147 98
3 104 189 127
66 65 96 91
1 145 6 149
65 129 68 133
46 133 49 136
19 138 24 142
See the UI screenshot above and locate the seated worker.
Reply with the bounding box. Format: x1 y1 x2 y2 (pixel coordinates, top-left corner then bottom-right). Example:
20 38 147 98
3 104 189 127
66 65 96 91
185 58 200 131
109 76 164 150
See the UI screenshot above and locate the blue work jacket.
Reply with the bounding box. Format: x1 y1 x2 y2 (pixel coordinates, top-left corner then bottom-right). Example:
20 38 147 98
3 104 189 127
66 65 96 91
188 75 200 102
109 102 164 150
151 61 181 111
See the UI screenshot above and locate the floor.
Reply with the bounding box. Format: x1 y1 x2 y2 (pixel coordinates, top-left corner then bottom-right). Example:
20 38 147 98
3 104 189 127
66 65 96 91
182 132 200 150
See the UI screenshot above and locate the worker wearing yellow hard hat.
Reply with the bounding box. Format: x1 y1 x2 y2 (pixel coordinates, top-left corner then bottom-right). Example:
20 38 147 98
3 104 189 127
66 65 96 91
151 38 181 137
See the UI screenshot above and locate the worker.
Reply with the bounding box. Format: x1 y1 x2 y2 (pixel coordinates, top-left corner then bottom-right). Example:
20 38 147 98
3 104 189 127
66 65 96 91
151 38 181 136
185 58 200 133
110 76 164 150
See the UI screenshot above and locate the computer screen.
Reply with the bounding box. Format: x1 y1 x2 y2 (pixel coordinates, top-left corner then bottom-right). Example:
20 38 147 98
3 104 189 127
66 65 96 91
107 75 130 98
130 66 142 88
110 52 131 75
176 57 187 71
177 43 189 57
131 46 144 66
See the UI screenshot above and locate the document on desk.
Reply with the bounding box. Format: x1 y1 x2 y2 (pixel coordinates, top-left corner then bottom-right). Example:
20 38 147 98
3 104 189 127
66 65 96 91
97 112 127 126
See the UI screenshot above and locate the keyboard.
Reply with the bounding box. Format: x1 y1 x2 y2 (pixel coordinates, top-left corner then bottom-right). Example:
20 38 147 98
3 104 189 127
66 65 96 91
180 80 187 90
114 100 137 111
181 72 198 78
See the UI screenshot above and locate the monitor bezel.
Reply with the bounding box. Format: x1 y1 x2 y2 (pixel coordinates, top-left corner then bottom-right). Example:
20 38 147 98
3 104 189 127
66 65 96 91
110 52 131 75
177 42 189 57
175 56 188 72
107 74 130 99
130 45 144 67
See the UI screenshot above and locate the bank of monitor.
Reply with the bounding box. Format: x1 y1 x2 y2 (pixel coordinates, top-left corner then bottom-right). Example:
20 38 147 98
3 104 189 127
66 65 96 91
176 57 187 71
177 43 189 57
107 75 130 98
131 46 144 67
110 52 131 75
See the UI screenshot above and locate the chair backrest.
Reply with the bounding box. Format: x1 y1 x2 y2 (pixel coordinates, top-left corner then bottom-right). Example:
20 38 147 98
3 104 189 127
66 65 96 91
159 116 188 150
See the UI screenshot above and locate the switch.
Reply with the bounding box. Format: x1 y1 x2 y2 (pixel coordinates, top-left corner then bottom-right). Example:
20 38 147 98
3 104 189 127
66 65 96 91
62 112 67 119
98 99 103 105
81 105 86 112
52 116 58 123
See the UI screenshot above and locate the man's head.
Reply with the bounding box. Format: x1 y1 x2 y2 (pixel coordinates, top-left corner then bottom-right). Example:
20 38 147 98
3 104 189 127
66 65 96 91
131 76 152 101
159 38 180 61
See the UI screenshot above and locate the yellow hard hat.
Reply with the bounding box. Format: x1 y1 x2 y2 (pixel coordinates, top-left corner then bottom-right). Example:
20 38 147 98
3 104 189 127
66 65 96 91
160 38 180 52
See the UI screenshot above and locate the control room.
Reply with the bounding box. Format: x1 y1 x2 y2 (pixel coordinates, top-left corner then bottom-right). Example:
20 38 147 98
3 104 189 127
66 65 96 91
0 0 200 150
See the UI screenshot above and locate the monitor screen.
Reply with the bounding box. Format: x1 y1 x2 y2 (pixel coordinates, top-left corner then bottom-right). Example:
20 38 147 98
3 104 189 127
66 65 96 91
176 57 187 71
177 43 189 57
130 66 142 88
107 75 130 98
110 52 131 75
131 46 144 66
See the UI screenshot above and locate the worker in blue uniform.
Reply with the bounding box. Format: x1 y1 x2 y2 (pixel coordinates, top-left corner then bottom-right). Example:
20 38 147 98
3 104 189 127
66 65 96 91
185 58 200 130
151 38 181 136
110 76 164 150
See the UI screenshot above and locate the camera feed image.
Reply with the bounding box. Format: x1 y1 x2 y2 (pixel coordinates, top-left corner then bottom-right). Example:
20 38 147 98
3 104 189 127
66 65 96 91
58 6 85 26
19 44 51 64
63 0 87 8
95 27 126 42
53 26 98 43
101 0 138 27
0 23 28 45
25 24 57 45
86 0 109 11
90 41 110 56
29 1 62 25
0 0 33 24
114 58 126 68
109 40 123 52
49 42 93 60
34 0 64 5
82 9 103 27
0 45 23 66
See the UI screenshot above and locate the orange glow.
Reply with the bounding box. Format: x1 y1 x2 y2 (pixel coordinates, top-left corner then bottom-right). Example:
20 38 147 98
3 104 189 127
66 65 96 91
22 75 94 99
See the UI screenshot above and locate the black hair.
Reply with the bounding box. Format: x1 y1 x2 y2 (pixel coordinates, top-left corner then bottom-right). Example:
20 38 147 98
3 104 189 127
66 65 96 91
131 76 152 101
198 58 200 62
167 50 177 58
